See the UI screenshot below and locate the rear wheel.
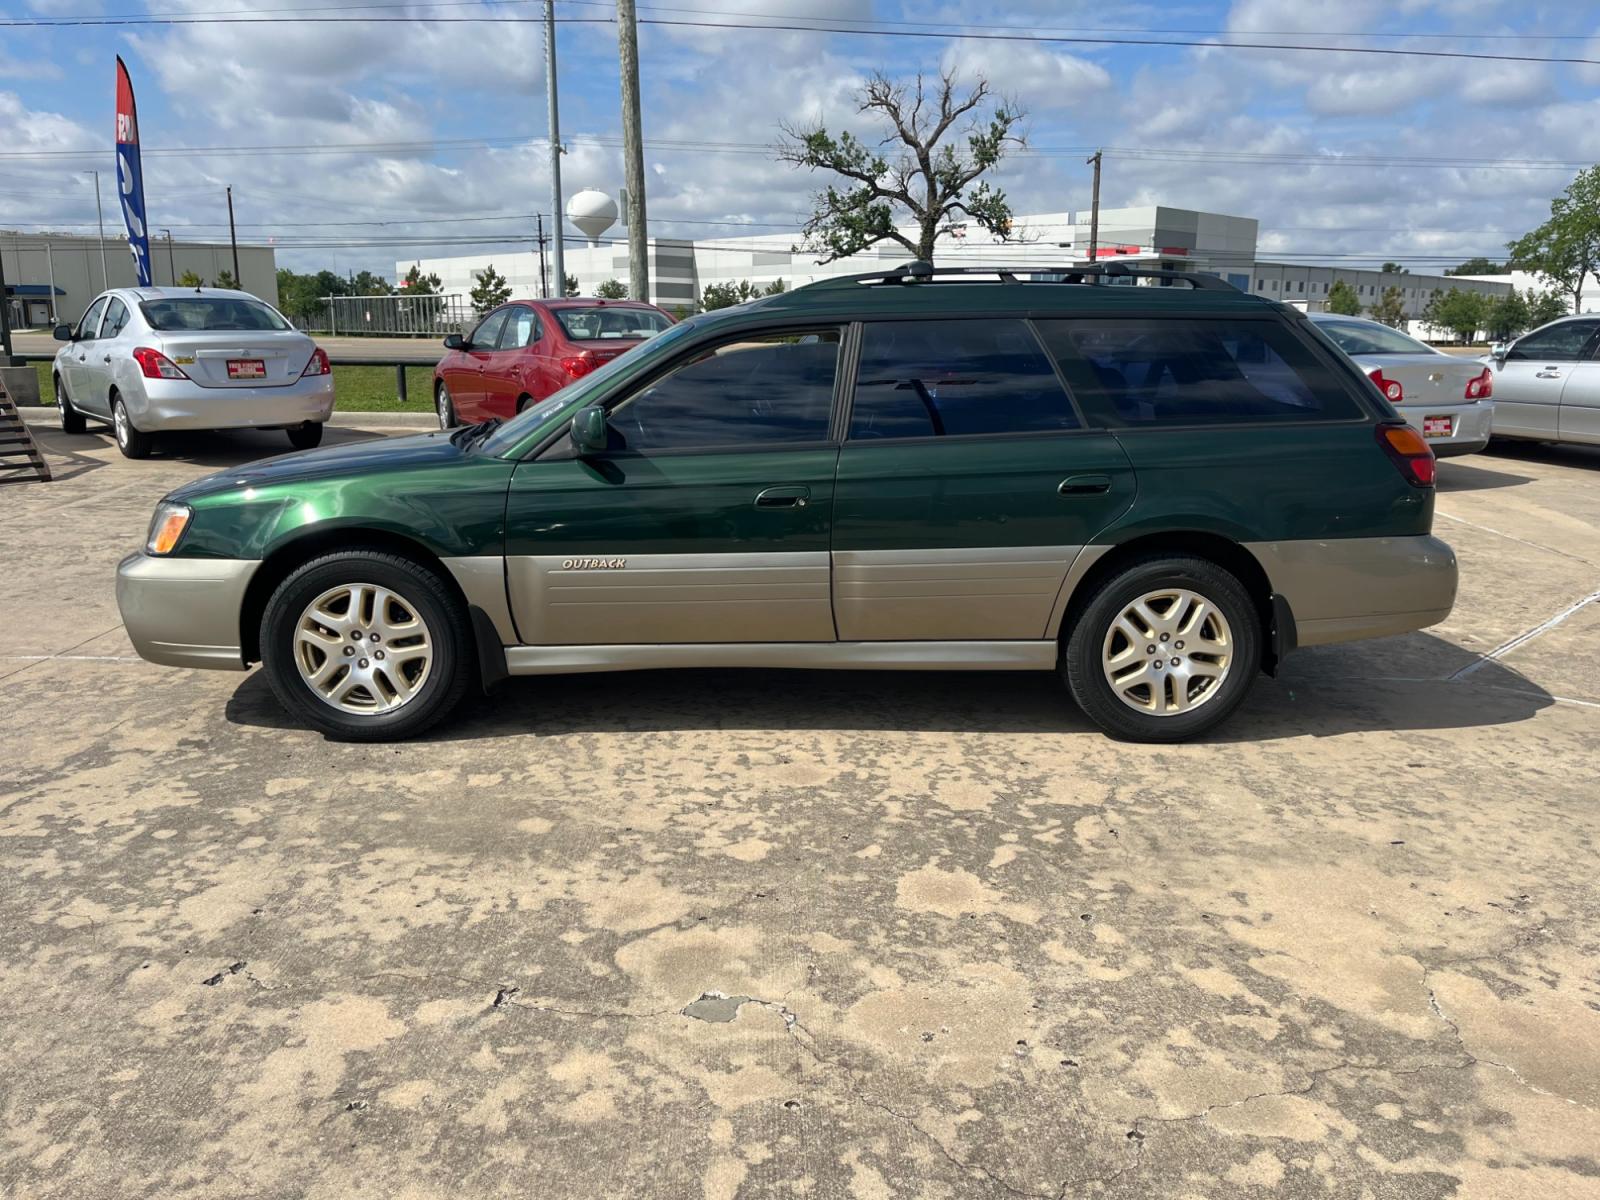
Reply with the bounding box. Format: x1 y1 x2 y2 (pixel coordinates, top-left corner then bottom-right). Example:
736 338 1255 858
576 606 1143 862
260 550 472 741
435 380 456 429
112 395 152 459
56 375 86 434
286 421 324 450
1063 554 1261 743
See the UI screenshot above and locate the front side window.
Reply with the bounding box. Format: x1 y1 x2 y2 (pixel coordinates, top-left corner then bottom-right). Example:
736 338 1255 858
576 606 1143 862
1507 320 1598 362
102 298 132 339
608 330 840 451
469 309 509 350
139 296 290 332
849 319 1078 440
502 307 540 349
1038 318 1363 427
77 297 109 340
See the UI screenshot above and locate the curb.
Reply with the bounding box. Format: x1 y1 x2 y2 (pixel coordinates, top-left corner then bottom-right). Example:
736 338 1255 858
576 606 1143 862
16 406 438 430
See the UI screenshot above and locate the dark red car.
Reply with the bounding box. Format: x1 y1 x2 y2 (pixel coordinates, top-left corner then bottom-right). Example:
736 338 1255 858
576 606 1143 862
432 298 676 426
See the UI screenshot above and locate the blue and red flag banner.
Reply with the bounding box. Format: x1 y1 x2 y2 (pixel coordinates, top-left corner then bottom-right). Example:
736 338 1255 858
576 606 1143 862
115 56 152 287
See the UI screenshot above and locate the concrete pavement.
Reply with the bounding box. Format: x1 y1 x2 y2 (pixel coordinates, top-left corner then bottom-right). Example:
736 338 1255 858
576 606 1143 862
3 416 1599 1198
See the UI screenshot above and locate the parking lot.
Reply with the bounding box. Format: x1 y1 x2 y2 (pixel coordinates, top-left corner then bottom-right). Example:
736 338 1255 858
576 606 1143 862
3 416 1599 1198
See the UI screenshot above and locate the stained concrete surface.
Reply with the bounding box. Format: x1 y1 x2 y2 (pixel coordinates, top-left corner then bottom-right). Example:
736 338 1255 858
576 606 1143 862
2 418 1599 1199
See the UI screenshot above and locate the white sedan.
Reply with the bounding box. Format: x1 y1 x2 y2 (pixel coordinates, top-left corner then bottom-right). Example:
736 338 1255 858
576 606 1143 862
52 287 334 459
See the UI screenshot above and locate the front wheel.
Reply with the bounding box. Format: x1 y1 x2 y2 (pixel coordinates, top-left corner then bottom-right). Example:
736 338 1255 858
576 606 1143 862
435 381 456 429
112 396 152 459
286 421 324 450
1062 555 1261 743
56 375 87 434
260 551 472 741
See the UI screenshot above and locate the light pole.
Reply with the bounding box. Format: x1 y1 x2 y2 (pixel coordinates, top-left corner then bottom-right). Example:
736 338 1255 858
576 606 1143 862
159 229 176 285
86 170 109 290
544 0 565 300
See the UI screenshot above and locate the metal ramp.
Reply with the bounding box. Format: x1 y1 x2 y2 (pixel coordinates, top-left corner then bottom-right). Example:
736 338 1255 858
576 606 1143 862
0 380 51 484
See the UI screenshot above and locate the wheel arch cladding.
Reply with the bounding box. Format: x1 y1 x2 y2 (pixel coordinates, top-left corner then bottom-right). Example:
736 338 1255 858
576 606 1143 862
239 529 473 664
1060 531 1282 672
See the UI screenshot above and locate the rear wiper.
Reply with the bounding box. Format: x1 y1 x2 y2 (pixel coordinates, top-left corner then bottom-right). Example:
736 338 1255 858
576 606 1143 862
450 417 502 448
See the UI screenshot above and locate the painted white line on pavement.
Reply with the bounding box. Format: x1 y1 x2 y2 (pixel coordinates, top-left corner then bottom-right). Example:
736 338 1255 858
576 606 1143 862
1434 510 1597 566
1448 588 1600 680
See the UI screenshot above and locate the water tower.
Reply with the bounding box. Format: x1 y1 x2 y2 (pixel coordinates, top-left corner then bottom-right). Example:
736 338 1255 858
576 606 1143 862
566 190 619 246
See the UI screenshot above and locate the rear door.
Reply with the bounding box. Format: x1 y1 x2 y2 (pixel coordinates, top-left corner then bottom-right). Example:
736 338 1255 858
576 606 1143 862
1489 319 1600 437
488 305 540 417
1557 338 1600 444
831 318 1136 642
503 326 845 645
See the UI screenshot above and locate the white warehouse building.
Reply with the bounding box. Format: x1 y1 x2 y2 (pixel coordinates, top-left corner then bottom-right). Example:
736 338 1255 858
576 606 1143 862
407 205 1510 332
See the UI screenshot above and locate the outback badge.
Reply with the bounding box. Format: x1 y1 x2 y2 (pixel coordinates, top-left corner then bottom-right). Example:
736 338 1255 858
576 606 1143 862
562 557 627 569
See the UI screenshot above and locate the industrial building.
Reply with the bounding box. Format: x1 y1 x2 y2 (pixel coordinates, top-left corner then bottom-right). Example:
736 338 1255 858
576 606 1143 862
1 233 278 330
407 204 1510 332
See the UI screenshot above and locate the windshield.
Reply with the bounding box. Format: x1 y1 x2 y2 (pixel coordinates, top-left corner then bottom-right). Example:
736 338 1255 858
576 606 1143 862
140 296 293 332
555 305 673 341
1317 319 1433 356
478 316 704 456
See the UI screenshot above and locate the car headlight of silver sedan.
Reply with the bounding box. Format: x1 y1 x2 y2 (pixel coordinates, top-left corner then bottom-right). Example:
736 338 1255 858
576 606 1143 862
146 501 193 555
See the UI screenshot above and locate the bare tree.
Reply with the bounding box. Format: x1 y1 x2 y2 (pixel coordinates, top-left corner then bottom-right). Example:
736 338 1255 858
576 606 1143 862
778 71 1025 264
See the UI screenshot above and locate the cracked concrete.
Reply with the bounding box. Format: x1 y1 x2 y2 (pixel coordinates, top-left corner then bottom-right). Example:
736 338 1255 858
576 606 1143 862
3 422 1600 1198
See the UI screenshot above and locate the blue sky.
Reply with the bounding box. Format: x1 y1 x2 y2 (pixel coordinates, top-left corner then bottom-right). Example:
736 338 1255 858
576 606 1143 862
3 0 1599 279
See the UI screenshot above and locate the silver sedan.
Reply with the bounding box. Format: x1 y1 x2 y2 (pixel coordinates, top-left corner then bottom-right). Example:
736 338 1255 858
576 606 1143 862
1483 315 1600 445
1309 313 1494 457
52 287 335 459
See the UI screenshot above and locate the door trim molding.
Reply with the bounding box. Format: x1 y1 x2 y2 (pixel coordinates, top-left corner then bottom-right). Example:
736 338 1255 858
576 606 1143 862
503 639 1058 675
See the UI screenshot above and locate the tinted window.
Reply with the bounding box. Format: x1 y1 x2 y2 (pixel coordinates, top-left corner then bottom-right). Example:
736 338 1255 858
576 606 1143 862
501 307 540 349
1038 318 1362 427
140 297 289 331
849 319 1078 440
1507 321 1598 362
77 297 109 340
610 330 839 451
469 309 509 350
102 298 132 339
557 306 673 341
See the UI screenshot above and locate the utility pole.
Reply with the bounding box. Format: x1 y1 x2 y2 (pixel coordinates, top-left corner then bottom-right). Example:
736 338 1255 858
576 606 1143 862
617 0 649 303
226 186 241 288
46 241 58 324
0 243 14 365
159 229 176 285
1086 149 1102 265
536 213 549 298
87 170 109 290
544 0 565 302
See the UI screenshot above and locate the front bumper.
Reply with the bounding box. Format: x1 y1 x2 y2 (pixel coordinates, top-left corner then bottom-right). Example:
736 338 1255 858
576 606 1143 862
130 375 335 433
116 552 259 670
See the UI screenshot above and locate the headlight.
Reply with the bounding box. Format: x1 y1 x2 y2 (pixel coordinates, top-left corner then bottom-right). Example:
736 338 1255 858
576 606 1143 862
146 501 192 555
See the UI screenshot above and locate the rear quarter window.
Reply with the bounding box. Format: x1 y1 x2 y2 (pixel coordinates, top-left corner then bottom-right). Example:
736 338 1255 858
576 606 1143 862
1036 317 1364 428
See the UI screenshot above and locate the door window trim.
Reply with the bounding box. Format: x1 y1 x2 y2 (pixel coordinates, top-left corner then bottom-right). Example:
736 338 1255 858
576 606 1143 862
102 297 131 340
77 296 110 341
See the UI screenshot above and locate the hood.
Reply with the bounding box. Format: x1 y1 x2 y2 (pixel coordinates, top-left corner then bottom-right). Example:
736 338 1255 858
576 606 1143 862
168 430 468 501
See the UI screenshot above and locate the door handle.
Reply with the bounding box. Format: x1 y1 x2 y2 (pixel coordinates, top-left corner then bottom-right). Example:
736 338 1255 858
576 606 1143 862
755 486 810 509
1536 368 1562 378
102 355 112 363
1059 474 1112 495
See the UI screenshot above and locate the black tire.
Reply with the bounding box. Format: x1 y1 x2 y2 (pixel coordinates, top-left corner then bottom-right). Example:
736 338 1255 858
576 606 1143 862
435 380 456 429
287 421 324 450
260 550 472 741
111 395 153 459
515 394 531 414
1062 554 1261 743
56 375 86 434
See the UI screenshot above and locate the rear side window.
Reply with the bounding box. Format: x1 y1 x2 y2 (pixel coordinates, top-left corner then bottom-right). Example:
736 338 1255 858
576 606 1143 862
501 307 540 349
102 298 132 339
1038 318 1362 427
850 319 1079 439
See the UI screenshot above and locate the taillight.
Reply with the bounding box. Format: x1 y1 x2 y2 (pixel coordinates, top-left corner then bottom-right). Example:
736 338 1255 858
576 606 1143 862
132 347 189 380
1377 421 1436 487
1465 367 1492 400
301 347 331 377
1367 367 1404 404
561 354 596 379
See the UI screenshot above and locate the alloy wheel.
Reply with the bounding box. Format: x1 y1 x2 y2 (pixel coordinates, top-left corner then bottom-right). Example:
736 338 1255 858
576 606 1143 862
293 582 434 714
1101 588 1232 716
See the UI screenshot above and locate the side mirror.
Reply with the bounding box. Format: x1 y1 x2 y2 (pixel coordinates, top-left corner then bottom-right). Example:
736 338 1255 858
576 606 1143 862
53 324 74 342
443 333 464 350
1489 342 1509 362
570 404 609 455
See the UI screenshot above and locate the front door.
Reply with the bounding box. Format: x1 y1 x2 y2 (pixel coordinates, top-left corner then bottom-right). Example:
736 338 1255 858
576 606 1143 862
63 296 109 413
831 318 1136 641
1489 319 1600 437
446 308 508 421
503 326 845 645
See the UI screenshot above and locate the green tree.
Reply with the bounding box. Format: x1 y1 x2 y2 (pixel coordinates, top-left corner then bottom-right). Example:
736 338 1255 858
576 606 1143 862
1526 287 1570 327
213 268 239 290
351 270 392 295
1485 288 1530 342
595 279 629 299
275 269 327 323
470 263 512 316
1447 256 1507 276
700 280 763 310
778 71 1025 263
761 278 788 295
177 269 205 288
1368 285 1407 328
1507 165 1600 310
401 264 441 294
1380 262 1408 274
563 273 580 298
1423 288 1490 344
1326 279 1361 315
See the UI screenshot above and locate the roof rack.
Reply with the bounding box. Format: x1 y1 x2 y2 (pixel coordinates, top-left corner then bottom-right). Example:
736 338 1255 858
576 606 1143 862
801 260 1239 293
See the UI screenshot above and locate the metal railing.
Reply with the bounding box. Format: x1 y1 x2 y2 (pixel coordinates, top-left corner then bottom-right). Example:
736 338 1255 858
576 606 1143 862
291 293 474 337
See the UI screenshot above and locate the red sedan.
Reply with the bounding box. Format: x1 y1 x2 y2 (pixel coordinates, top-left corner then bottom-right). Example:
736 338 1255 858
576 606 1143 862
433 298 676 426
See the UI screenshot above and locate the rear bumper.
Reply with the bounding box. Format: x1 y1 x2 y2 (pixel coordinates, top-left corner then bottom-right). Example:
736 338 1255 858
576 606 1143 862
129 375 335 432
1246 534 1457 648
1396 400 1493 457
116 552 257 670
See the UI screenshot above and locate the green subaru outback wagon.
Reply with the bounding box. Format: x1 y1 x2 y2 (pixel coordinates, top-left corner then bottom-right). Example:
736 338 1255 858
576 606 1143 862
116 263 1456 743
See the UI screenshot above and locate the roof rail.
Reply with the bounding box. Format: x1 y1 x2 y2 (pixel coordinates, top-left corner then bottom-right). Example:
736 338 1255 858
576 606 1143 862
801 260 1239 293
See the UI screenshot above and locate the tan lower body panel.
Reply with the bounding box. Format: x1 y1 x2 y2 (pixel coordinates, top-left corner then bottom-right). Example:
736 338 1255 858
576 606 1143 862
833 545 1085 640
504 640 1057 675
507 552 834 645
